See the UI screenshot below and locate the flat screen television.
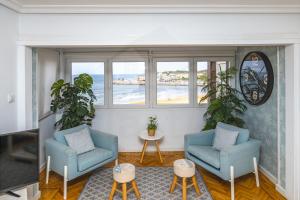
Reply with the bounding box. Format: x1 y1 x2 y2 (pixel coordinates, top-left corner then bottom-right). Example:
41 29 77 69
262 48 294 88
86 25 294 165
0 129 39 194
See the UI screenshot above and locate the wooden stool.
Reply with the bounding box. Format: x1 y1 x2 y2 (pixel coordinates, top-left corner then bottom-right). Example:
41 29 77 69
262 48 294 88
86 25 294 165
109 163 141 200
169 159 201 200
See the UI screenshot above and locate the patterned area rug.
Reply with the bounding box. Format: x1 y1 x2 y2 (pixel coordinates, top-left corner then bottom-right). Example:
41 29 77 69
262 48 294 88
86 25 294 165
79 167 213 200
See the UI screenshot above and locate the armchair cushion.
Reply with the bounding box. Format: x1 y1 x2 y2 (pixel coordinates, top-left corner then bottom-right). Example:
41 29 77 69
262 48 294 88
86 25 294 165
77 147 113 172
64 127 95 155
54 124 89 145
213 126 238 150
217 122 249 144
187 145 220 169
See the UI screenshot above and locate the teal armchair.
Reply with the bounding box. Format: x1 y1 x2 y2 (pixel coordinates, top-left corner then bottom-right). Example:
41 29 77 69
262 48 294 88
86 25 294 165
185 122 261 200
45 124 118 199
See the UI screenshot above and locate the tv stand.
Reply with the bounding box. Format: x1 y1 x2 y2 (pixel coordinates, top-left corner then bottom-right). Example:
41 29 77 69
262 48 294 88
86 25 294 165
6 191 21 198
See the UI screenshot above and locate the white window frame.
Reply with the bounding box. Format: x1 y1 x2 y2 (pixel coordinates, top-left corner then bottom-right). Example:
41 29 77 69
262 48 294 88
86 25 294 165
66 57 108 108
152 58 194 108
193 56 235 107
110 58 149 108
64 51 235 109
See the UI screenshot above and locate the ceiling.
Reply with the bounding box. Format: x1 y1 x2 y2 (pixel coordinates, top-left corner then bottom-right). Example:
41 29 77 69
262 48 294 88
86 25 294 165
14 0 300 6
2 0 300 13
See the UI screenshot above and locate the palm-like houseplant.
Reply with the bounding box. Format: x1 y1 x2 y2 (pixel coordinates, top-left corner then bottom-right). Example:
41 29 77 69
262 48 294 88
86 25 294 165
200 67 247 130
50 73 96 130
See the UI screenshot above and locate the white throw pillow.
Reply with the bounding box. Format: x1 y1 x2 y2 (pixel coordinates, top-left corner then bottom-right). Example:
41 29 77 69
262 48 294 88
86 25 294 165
64 128 95 154
213 126 239 151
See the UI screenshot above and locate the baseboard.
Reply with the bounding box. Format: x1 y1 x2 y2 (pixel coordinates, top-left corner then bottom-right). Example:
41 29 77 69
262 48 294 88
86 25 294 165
276 183 287 198
258 165 277 184
258 165 287 198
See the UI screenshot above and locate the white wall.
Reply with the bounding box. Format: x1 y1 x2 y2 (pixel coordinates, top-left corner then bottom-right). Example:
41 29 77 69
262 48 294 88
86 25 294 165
93 107 205 152
18 14 300 45
37 48 59 118
38 114 56 167
0 6 18 133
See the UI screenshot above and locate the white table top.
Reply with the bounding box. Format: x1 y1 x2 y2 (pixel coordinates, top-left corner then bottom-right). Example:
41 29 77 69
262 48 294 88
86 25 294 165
139 130 164 141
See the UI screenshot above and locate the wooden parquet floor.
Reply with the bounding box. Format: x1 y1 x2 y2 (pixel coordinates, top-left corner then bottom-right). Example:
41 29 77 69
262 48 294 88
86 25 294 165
39 152 286 200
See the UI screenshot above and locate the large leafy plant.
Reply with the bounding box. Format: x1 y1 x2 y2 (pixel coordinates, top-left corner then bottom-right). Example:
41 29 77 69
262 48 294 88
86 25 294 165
200 67 247 130
50 73 96 130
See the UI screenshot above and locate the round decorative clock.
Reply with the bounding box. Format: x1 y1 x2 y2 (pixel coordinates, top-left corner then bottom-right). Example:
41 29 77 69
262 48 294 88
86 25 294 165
239 51 274 105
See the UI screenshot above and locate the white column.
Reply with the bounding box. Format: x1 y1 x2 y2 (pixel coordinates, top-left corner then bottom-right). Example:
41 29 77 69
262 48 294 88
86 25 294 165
285 43 300 200
16 45 33 130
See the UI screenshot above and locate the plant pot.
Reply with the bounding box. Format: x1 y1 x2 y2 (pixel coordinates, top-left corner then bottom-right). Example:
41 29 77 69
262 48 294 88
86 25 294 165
148 129 156 136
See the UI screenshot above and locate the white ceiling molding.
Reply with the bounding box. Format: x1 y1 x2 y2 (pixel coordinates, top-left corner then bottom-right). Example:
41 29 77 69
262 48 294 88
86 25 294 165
1 0 300 13
0 0 21 11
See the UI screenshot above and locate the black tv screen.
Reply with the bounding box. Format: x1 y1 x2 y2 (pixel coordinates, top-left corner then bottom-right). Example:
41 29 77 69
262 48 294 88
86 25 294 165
0 129 39 193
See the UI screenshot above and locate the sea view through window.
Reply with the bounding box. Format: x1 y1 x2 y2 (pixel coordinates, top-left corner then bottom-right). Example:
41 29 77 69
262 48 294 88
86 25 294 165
72 62 105 105
112 62 146 104
70 55 230 107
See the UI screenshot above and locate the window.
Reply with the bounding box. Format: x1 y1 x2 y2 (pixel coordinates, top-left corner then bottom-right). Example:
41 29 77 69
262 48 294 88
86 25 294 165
112 62 146 105
71 62 105 105
156 61 190 105
197 61 208 104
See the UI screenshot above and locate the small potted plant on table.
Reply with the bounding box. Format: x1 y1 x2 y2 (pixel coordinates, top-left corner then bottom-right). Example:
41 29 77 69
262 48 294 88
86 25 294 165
147 116 158 136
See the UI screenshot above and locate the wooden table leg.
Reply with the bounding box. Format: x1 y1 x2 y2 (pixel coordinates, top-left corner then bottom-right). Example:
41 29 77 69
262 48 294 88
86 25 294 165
192 175 201 195
169 175 178 193
109 181 117 200
122 183 127 200
131 180 141 199
182 177 187 200
155 141 163 163
140 141 148 163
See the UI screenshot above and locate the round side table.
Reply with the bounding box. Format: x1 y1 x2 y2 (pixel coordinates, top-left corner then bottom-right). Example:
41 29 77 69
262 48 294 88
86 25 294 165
139 131 164 164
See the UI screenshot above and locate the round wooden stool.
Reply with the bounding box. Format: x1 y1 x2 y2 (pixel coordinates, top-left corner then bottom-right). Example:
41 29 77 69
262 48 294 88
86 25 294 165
169 159 201 200
109 163 141 200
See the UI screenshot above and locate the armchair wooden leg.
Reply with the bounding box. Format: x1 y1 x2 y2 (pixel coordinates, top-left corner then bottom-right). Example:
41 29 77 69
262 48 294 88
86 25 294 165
115 159 119 166
230 166 234 200
64 166 68 200
46 156 51 184
253 157 260 187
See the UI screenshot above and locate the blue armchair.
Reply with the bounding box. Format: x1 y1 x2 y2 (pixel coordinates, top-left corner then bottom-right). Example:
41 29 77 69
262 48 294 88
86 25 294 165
45 124 118 199
185 122 261 200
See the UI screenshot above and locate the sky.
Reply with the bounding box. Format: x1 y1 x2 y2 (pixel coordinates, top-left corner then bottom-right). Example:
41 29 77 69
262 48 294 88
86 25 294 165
157 62 189 72
72 62 104 75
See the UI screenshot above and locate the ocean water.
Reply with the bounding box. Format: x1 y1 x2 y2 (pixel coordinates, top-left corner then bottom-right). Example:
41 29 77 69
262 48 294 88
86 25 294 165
73 74 205 105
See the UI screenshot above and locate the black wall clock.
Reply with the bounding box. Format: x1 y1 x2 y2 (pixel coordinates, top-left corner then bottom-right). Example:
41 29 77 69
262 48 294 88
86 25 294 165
239 51 274 105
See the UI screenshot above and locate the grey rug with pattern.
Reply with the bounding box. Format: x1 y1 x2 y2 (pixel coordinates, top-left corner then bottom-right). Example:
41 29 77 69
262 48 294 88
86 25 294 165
79 167 213 200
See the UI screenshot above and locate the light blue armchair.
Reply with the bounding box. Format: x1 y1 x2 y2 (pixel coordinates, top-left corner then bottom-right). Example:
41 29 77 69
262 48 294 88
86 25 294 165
185 122 261 200
45 124 118 199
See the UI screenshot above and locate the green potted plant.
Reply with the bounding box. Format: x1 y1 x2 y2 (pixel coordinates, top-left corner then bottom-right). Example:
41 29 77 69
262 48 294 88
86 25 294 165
50 73 96 130
147 116 158 136
200 67 247 130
